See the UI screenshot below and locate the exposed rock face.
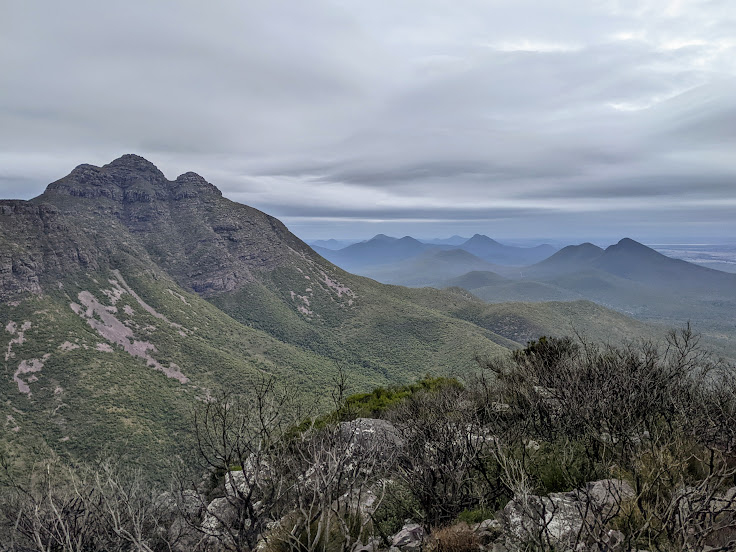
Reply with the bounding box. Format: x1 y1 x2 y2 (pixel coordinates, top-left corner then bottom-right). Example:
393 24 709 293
503 492 590 550
501 479 634 550
0 200 100 300
573 478 635 518
390 522 426 550
339 418 404 458
201 497 243 539
0 154 317 300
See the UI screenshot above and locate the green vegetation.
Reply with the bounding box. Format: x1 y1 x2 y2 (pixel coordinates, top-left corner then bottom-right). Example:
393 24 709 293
4 330 733 551
336 376 461 420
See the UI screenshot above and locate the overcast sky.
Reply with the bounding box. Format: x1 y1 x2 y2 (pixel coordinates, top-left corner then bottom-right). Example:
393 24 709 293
2 0 735 240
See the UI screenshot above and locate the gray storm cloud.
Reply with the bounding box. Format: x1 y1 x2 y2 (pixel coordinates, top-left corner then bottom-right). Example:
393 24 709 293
1 0 735 239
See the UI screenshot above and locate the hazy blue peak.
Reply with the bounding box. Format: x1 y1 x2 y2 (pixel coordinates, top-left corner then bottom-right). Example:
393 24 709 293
370 234 396 242
464 234 503 246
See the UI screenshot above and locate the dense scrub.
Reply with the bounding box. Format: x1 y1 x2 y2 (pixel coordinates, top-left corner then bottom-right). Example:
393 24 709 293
2 327 735 551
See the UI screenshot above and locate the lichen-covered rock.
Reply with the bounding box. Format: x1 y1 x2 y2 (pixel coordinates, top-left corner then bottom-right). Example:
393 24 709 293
339 418 404 457
502 492 592 550
202 497 241 534
391 522 425 550
573 479 635 518
223 456 274 498
473 518 503 543
501 479 636 550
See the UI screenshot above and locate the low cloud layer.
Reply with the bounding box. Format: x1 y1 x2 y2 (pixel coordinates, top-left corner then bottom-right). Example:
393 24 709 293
2 0 735 239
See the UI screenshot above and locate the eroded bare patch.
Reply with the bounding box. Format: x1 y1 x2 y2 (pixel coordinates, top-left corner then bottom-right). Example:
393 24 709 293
96 343 114 353
5 320 31 361
58 341 80 352
289 289 313 315
319 272 355 298
167 289 191 305
70 291 189 384
5 415 20 433
165 362 188 382
14 354 50 395
102 281 125 305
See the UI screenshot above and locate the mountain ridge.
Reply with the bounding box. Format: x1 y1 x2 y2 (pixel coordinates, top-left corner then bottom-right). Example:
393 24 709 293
0 154 668 473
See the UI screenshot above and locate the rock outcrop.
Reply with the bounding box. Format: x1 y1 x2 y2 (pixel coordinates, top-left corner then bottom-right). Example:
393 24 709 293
501 479 635 551
1 154 317 300
390 522 426 550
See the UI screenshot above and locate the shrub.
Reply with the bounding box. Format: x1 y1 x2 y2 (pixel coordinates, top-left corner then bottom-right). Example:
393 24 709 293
371 481 422 544
429 523 481 552
456 506 495 524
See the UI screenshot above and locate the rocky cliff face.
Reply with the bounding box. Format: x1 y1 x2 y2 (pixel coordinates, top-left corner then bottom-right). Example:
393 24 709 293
44 155 222 203
0 200 108 300
2 154 317 298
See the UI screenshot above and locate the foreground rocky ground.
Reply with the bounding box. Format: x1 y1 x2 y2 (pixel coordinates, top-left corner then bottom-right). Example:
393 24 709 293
2 331 735 551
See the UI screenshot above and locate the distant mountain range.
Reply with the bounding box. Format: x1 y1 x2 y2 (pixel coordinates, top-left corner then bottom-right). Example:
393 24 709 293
316 233 736 357
450 239 736 353
313 233 557 274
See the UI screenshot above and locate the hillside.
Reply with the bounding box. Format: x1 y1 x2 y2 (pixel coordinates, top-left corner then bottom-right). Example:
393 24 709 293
441 271 583 303
0 155 666 473
359 249 504 286
442 238 736 356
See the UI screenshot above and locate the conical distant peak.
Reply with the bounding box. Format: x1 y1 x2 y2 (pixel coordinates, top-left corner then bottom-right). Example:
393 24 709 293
607 238 650 252
370 234 395 241
616 237 641 247
468 234 500 244
577 242 604 251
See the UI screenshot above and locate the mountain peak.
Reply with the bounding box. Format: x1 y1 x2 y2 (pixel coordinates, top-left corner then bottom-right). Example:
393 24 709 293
602 238 664 262
615 237 644 248
606 238 657 255
578 242 605 252
42 155 225 201
532 242 604 270
176 171 206 183
370 234 396 242
175 171 222 197
103 154 165 176
464 234 501 246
